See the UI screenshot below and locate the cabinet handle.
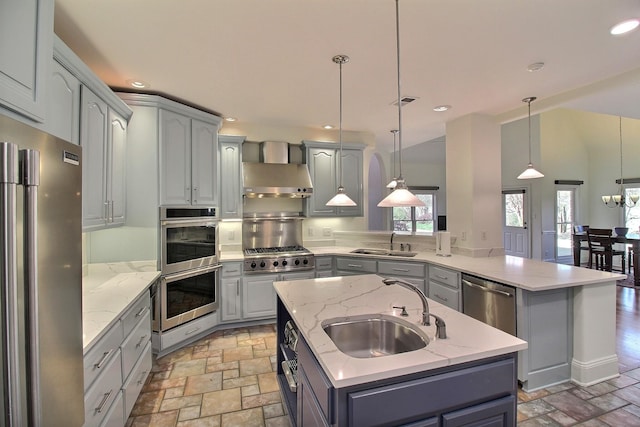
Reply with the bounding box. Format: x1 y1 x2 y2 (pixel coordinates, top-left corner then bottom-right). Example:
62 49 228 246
435 274 448 280
135 306 149 318
94 349 113 369
103 201 109 221
392 268 410 272
434 293 448 302
236 281 240 296
186 186 191 203
110 200 114 222
137 370 149 386
136 335 148 349
347 264 362 268
95 389 113 414
185 327 200 336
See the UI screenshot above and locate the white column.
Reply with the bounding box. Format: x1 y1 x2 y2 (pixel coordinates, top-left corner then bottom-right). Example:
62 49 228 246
571 281 619 385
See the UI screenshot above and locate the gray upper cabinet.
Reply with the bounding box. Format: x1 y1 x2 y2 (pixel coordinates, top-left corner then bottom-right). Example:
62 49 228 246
42 59 81 144
81 87 128 230
160 110 221 206
0 0 53 122
218 135 245 219
302 140 364 217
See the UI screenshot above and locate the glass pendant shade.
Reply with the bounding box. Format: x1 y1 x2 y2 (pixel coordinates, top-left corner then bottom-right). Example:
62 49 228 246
517 163 545 180
326 186 357 206
378 179 424 207
517 96 544 180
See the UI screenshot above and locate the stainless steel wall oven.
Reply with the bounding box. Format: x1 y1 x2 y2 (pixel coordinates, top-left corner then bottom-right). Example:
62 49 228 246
157 206 220 332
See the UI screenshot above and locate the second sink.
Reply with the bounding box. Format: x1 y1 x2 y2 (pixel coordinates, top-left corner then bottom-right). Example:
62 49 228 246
322 314 429 358
350 248 417 257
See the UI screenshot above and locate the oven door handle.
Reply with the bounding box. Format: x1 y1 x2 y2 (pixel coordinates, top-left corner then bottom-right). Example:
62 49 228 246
163 264 222 281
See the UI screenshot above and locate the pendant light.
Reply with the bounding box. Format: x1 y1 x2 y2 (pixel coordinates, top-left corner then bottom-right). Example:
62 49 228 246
386 129 399 189
326 54 357 207
601 116 639 208
378 0 424 207
517 96 544 179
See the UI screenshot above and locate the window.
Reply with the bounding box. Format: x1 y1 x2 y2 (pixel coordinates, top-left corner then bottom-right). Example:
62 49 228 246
556 188 575 259
504 192 524 228
625 187 640 233
391 189 436 233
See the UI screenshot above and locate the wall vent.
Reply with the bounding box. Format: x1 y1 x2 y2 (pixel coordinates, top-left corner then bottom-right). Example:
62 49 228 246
391 96 419 106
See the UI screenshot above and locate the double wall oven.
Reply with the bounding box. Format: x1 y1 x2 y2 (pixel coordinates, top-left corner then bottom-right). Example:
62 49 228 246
155 207 220 332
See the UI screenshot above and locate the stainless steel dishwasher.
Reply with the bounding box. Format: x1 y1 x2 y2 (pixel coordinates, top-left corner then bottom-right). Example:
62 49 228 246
462 274 516 336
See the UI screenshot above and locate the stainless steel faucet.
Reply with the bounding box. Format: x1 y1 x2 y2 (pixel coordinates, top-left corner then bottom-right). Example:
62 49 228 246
383 278 447 338
390 232 396 250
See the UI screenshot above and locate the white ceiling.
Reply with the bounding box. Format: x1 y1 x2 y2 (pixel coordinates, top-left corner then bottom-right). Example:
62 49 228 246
54 0 640 152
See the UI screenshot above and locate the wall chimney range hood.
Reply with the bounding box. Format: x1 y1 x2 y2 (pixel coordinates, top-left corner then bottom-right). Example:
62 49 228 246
242 141 313 198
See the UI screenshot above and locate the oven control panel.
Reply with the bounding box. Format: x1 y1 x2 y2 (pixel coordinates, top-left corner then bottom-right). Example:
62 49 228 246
244 255 315 274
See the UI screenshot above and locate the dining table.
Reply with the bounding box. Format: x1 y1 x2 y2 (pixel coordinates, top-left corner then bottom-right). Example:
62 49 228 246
573 232 640 286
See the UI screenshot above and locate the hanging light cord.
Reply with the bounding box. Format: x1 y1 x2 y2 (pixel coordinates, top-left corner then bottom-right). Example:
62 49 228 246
395 0 404 181
619 116 624 190
392 130 398 178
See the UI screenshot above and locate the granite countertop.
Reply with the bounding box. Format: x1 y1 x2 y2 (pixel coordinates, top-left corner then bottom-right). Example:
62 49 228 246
83 261 160 351
274 274 528 388
220 245 623 291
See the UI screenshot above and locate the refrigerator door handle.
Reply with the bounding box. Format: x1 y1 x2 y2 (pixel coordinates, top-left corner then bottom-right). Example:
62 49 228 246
1 142 23 426
20 148 41 427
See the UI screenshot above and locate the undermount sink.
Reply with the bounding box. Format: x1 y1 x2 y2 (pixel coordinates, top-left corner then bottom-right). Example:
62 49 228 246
350 248 417 257
322 314 429 358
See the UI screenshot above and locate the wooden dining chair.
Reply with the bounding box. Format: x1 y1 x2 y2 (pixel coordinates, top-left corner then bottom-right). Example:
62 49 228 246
573 225 590 266
586 228 626 272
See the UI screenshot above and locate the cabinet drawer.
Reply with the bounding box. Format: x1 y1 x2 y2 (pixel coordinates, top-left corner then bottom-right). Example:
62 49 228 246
99 390 124 427
429 266 460 289
84 319 124 392
121 310 151 379
121 293 151 338
160 312 218 350
298 338 333 422
84 349 123 427
315 256 333 271
429 281 460 311
378 260 425 278
335 257 377 273
123 341 152 418
222 262 242 277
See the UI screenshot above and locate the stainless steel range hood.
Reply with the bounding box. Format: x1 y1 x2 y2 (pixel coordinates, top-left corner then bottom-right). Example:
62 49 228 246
242 141 313 198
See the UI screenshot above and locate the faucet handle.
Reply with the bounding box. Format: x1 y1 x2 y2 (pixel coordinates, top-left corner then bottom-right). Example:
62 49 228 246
392 305 409 317
429 313 447 339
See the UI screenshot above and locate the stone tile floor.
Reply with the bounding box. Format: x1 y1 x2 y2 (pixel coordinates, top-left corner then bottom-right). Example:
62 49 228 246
126 323 640 427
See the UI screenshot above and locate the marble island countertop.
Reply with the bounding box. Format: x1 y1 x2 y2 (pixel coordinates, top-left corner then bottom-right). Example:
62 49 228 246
83 261 160 351
274 274 528 388
222 245 623 292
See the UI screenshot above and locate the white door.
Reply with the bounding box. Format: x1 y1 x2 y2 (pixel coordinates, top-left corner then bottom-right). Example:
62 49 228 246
503 189 530 258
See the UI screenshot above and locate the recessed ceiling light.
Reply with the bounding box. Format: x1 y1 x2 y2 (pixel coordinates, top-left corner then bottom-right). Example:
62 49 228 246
224 117 237 122
323 124 334 129
126 79 149 89
527 62 545 72
610 19 639 35
433 105 451 112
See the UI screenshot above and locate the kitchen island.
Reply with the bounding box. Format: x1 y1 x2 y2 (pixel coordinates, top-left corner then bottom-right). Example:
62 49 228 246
274 274 527 426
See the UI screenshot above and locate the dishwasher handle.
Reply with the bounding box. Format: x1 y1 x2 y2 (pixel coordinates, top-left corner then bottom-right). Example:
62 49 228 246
462 279 514 298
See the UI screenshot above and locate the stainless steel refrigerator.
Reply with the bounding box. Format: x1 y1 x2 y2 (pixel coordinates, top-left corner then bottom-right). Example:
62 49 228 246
0 115 84 426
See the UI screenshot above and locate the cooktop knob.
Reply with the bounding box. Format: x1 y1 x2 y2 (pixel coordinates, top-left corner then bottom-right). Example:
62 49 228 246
250 262 257 268
260 261 266 268
273 261 279 267
294 259 300 265
282 260 288 266
303 259 309 265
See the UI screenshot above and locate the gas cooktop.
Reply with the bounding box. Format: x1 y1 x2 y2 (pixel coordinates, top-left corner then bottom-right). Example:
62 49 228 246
243 245 315 273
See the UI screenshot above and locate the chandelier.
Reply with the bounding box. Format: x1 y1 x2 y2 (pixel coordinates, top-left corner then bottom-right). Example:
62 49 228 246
602 116 639 208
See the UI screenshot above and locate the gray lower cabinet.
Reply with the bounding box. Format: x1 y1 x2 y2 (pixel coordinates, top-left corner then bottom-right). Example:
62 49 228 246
428 265 461 311
378 260 427 293
315 256 334 278
222 266 316 322
278 311 518 427
334 256 377 276
83 292 152 427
